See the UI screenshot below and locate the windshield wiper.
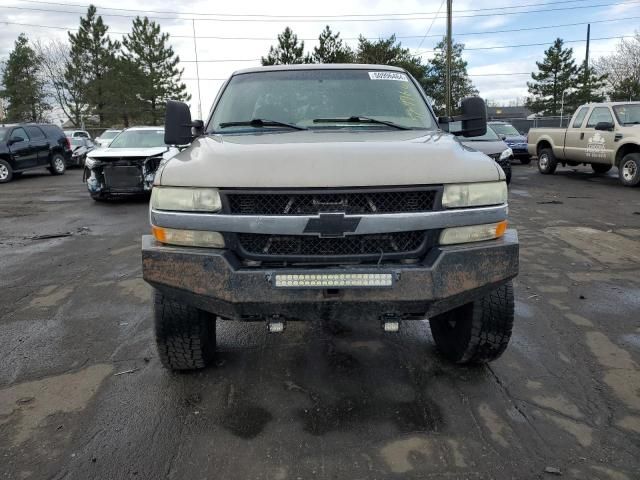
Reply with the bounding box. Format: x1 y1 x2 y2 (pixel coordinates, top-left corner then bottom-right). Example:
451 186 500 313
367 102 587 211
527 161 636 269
313 116 412 130
218 118 307 131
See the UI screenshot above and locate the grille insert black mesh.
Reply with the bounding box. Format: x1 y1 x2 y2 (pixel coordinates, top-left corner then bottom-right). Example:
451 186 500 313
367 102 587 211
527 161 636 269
237 231 427 257
226 190 438 215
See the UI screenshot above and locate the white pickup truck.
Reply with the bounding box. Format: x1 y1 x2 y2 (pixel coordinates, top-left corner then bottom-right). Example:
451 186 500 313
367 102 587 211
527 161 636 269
527 102 640 186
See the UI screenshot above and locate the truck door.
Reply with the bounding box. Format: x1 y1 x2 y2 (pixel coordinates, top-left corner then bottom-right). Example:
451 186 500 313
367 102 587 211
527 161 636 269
564 106 589 161
8 127 37 170
24 126 50 165
582 107 616 166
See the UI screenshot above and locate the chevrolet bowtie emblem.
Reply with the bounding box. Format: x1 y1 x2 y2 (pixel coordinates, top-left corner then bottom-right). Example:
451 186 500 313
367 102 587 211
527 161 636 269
304 213 361 238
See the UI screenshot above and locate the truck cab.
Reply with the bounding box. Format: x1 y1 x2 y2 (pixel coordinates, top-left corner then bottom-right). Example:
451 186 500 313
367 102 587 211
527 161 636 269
141 64 519 371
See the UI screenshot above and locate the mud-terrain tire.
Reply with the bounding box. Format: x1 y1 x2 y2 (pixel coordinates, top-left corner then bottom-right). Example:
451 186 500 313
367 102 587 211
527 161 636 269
619 153 640 187
49 153 66 176
154 291 216 371
429 281 514 364
520 156 532 165
592 163 612 174
0 159 13 183
537 148 557 174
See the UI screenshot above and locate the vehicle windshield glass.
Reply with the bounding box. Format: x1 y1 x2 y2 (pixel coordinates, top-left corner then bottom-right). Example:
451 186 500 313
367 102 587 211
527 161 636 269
70 138 85 146
101 130 120 139
109 130 165 148
210 69 435 132
490 124 520 136
613 104 640 125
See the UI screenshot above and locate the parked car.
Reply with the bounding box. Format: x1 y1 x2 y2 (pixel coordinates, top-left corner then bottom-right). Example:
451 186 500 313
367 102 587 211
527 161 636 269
94 129 121 148
142 64 518 371
527 101 640 186
84 126 178 200
0 123 71 183
462 127 513 184
68 137 95 167
488 121 531 164
64 129 92 140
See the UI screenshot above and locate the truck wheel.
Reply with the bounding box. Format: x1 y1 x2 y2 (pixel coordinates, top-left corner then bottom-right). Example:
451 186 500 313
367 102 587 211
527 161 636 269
429 282 514 364
592 163 612 174
154 291 216 370
49 153 66 176
537 149 557 174
520 156 532 165
619 153 640 187
0 159 13 183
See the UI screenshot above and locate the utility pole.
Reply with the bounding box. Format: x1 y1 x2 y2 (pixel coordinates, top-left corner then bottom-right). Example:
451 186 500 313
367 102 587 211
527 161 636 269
446 0 453 117
585 23 591 103
192 20 203 120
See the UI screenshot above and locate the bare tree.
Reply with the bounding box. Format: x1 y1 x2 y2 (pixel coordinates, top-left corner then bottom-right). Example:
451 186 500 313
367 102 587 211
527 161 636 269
593 32 640 101
34 39 87 126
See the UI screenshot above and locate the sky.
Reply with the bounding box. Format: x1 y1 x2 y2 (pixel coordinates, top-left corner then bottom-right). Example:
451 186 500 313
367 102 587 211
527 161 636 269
1 0 639 122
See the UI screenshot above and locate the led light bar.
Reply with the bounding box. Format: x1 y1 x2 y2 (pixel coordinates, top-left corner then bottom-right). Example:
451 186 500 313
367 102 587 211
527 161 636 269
273 272 394 288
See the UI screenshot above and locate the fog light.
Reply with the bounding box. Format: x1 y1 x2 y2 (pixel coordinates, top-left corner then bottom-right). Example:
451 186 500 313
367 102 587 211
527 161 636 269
152 226 225 248
440 221 507 245
274 272 393 288
268 321 285 333
383 321 400 332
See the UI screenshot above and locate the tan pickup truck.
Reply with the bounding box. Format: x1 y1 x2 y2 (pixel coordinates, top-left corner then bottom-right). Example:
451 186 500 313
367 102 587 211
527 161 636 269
527 102 640 186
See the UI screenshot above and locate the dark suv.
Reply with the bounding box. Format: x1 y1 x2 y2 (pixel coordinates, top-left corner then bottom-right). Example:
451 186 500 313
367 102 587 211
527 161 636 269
0 124 72 183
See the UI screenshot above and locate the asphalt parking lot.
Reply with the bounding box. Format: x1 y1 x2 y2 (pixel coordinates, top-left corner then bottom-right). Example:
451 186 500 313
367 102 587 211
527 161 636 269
1 164 639 479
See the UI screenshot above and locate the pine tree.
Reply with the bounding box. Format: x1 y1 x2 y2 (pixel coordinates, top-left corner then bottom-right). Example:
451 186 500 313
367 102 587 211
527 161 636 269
526 38 579 116
570 61 608 107
311 26 354 63
262 27 308 65
0 34 49 122
356 35 427 86
422 38 478 115
67 5 121 125
123 16 190 125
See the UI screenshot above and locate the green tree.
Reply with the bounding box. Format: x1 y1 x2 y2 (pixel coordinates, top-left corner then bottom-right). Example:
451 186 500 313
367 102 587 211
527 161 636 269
311 26 354 63
570 61 608 107
262 27 308 65
102 57 147 127
67 5 121 125
122 16 190 125
526 38 579 116
0 34 49 122
422 38 478 115
356 35 427 85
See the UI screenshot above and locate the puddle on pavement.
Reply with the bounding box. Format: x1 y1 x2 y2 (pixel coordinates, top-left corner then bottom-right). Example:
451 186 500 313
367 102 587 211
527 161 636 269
0 364 113 446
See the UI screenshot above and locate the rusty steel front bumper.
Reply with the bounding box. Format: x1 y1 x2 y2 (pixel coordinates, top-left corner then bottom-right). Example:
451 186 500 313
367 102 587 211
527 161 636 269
141 230 519 321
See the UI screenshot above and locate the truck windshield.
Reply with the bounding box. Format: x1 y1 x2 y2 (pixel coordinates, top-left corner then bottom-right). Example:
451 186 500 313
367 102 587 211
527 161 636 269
613 104 640 125
490 124 520 136
210 69 435 132
109 129 166 148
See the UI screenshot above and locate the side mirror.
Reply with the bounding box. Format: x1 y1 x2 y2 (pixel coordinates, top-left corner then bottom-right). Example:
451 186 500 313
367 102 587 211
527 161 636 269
165 100 201 145
500 134 507 141
594 121 614 131
8 136 25 145
439 97 488 137
460 97 487 137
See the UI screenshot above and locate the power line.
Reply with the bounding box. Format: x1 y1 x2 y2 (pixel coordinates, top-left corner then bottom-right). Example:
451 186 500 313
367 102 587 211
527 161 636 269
3 15 639 42
9 0 615 19
416 0 446 51
2 0 639 22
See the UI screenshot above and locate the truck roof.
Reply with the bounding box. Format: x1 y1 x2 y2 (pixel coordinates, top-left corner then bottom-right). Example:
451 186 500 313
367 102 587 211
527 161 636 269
581 101 640 107
233 63 407 76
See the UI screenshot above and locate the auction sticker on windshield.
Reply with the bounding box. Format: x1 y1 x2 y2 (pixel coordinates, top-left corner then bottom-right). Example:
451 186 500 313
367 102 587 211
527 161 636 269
368 71 408 81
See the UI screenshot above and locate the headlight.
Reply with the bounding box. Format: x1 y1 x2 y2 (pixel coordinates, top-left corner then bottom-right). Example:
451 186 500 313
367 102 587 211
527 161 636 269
500 148 513 160
152 226 225 248
151 187 221 212
442 182 507 208
440 221 507 245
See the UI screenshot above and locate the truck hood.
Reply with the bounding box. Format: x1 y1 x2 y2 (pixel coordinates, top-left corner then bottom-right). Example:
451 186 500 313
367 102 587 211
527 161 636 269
87 146 170 159
158 130 503 187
